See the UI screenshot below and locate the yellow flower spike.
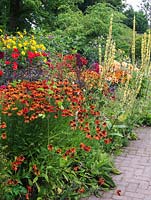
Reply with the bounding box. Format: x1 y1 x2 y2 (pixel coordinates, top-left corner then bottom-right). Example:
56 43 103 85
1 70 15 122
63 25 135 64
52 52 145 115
24 47 27 51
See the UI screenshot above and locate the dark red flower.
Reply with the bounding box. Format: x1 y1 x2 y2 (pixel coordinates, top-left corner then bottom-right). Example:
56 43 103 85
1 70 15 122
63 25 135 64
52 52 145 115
116 189 122 196
0 52 4 59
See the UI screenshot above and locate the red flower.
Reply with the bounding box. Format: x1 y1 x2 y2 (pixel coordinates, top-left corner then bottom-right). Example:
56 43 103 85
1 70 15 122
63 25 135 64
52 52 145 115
27 51 36 59
12 62 18 70
27 185 32 193
25 193 30 200
0 70 3 76
11 52 20 59
13 48 19 52
22 107 29 114
5 60 11 65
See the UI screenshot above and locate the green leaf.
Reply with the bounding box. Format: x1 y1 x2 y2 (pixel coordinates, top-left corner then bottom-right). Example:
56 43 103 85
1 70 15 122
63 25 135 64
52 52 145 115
109 132 123 137
33 176 38 183
35 182 40 193
41 173 49 182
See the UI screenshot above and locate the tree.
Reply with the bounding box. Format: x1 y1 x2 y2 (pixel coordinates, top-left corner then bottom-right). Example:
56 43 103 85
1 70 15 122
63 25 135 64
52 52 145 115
78 0 126 12
140 0 151 27
0 0 84 32
124 6 148 33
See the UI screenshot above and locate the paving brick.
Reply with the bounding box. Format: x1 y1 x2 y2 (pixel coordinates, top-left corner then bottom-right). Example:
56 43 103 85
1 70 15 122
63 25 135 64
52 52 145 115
126 183 138 192
82 128 151 200
124 191 145 198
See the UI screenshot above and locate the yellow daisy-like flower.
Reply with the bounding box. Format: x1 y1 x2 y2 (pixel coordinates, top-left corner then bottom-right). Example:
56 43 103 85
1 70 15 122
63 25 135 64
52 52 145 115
21 51 26 56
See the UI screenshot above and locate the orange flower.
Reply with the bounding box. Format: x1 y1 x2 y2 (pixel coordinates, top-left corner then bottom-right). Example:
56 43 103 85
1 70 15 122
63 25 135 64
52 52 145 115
77 187 85 193
47 144 53 151
86 133 92 139
80 143 91 152
101 130 107 138
1 132 7 139
95 119 100 125
94 135 101 140
0 122 7 128
102 122 107 128
56 148 62 154
104 138 112 144
73 166 80 171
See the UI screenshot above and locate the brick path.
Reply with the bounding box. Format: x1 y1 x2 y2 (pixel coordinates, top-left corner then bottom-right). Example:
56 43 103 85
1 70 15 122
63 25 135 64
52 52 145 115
83 127 151 200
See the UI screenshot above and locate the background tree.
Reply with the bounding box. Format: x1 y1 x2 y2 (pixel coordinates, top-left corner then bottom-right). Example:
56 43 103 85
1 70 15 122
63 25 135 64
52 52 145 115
124 6 148 34
0 0 84 32
140 0 151 28
78 0 126 12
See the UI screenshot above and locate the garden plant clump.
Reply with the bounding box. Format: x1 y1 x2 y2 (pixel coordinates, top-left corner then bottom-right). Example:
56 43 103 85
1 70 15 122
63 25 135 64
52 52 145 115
0 15 151 200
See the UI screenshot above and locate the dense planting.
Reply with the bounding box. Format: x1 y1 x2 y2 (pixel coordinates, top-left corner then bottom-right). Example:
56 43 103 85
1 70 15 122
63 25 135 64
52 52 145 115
0 16 151 200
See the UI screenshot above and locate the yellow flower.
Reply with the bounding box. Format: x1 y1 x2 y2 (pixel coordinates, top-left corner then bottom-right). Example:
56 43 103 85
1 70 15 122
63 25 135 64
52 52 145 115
36 45 40 49
31 40 37 45
23 41 28 46
13 46 17 49
6 45 11 49
21 51 26 56
13 36 17 41
31 46 36 51
18 43 22 48
12 40 16 45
